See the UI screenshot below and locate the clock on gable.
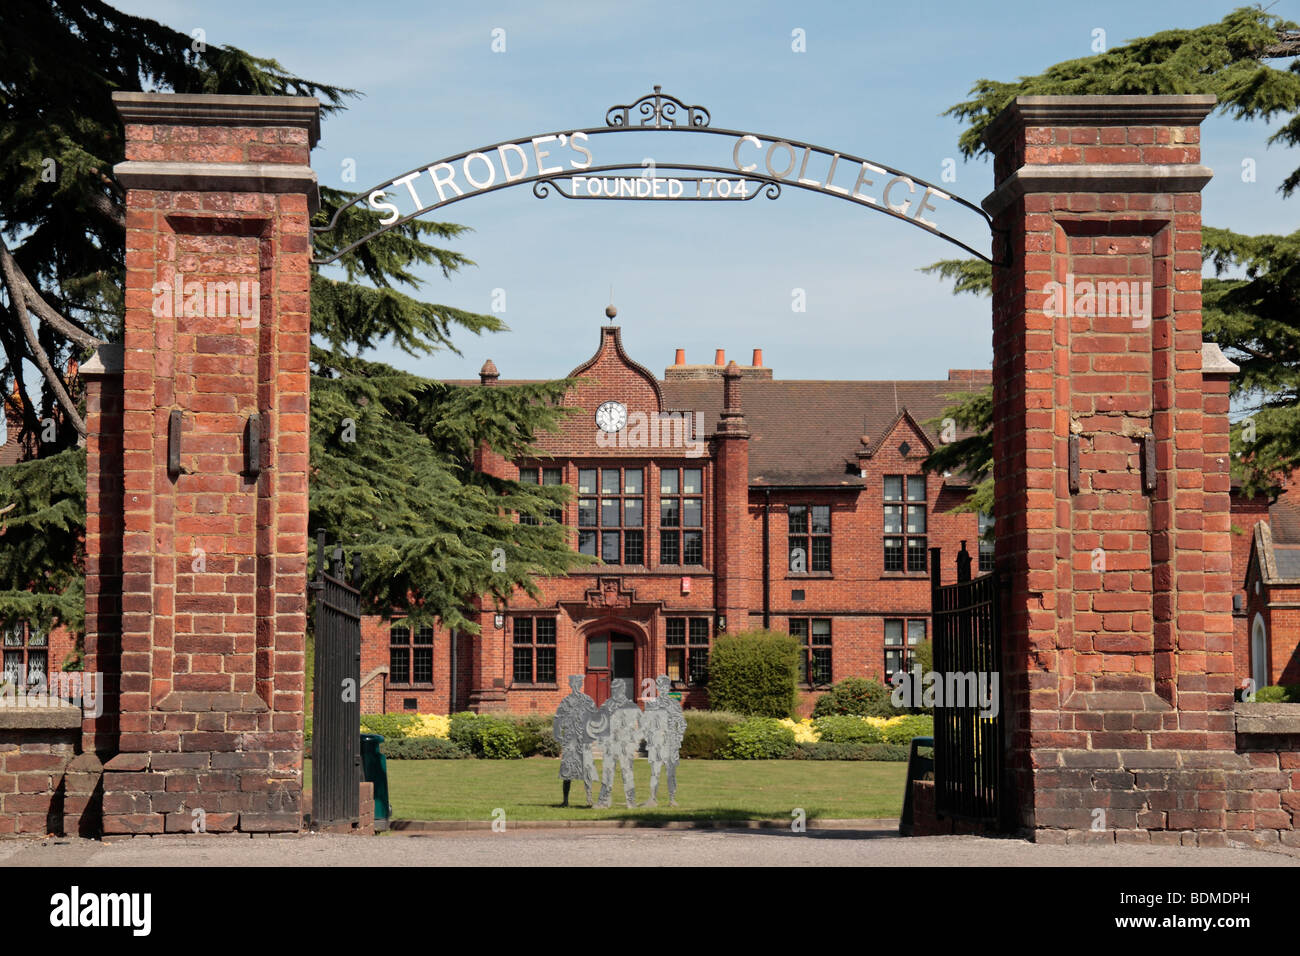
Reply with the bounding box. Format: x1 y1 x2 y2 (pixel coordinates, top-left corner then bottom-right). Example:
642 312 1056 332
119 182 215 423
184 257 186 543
595 400 628 433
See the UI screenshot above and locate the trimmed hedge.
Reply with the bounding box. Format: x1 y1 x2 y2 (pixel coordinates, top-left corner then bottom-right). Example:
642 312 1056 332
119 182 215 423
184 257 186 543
381 737 470 759
509 715 562 757
1255 685 1300 703
879 714 934 744
707 629 800 717
725 717 797 759
813 714 885 744
680 710 744 759
791 741 910 761
359 713 422 740
811 677 900 718
448 712 523 758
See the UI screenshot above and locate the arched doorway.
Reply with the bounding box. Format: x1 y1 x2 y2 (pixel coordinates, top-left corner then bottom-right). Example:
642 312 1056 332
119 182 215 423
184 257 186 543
585 630 637 706
1251 614 1269 692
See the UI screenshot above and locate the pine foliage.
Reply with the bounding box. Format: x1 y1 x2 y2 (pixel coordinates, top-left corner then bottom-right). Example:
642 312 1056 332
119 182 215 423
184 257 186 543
922 7 1300 499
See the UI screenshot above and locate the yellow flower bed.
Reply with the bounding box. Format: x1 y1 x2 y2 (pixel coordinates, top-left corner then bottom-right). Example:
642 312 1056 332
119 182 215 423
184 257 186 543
405 714 452 739
778 717 820 743
863 715 908 729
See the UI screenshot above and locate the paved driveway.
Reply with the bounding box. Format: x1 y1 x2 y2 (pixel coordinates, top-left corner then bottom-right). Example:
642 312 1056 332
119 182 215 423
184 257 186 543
2 829 1296 867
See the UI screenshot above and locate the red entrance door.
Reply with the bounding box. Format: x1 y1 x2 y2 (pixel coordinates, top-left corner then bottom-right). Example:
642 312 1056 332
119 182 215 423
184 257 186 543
584 633 635 706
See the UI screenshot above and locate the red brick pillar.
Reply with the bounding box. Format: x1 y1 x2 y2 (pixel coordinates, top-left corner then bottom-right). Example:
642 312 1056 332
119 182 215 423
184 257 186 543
99 93 320 835
714 361 750 635
984 95 1235 839
82 344 124 757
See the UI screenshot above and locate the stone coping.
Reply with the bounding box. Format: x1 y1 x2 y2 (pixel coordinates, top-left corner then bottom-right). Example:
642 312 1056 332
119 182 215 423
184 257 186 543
80 342 123 376
1202 342 1240 375
0 705 83 730
983 94 1217 154
112 92 321 147
1235 701 1300 735
113 160 320 214
982 163 1214 218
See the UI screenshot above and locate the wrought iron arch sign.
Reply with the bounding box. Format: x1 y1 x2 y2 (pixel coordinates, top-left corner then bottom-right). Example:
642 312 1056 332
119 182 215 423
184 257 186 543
312 87 1004 266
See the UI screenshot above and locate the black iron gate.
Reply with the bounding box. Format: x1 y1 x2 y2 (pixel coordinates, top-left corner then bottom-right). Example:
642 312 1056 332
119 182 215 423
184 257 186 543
309 531 362 828
929 543 1007 828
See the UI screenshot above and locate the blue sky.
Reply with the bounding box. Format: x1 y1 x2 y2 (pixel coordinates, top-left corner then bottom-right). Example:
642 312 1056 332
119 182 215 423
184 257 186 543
118 0 1299 383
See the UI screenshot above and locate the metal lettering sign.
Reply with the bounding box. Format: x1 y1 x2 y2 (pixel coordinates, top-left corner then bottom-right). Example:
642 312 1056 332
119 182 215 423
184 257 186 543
313 87 1001 265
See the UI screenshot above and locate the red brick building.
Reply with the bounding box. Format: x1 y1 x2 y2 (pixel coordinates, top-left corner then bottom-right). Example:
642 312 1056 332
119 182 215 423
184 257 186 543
362 323 1002 715
0 383 78 689
1243 495 1300 688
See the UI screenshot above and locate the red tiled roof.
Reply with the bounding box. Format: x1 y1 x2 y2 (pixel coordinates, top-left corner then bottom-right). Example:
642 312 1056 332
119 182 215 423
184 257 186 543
661 378 983 486
1271 496 1300 545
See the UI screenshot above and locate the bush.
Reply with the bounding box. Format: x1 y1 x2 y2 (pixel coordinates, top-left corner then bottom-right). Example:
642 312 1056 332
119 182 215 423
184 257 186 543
811 677 900 718
448 711 483 751
1254 685 1300 703
813 714 884 744
506 714 561 757
725 717 796 759
707 629 800 717
479 720 522 759
912 639 933 677
680 710 743 758
790 741 910 761
359 713 421 740
381 737 470 759
879 714 935 744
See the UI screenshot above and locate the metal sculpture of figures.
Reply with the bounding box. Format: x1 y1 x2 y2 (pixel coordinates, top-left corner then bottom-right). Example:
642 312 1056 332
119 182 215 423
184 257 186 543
592 678 641 808
553 674 598 807
641 674 686 807
552 673 687 809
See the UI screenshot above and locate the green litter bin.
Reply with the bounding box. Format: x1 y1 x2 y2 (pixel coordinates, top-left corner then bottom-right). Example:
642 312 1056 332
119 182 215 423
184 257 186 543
359 733 391 822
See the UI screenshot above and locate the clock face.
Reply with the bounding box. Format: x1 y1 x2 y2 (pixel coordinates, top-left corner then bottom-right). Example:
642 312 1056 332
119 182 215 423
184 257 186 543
595 400 628 433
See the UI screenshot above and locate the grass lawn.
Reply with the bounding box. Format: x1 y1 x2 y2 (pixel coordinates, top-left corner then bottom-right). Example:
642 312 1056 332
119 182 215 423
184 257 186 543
305 758 908 822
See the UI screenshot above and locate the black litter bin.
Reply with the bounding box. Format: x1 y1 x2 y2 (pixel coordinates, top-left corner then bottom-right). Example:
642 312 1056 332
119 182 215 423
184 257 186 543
359 733 391 822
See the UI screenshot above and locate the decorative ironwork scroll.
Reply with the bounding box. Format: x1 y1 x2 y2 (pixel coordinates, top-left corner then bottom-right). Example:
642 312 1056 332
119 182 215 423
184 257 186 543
604 85 711 129
311 87 1004 266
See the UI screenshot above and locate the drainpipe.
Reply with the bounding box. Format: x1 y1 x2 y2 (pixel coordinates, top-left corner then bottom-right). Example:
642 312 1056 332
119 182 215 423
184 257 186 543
762 487 771 630
449 625 457 713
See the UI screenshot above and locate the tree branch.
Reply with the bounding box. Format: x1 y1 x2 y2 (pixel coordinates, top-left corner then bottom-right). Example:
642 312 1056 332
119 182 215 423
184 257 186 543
86 188 125 232
1263 31 1300 58
0 238 106 350
0 245 87 441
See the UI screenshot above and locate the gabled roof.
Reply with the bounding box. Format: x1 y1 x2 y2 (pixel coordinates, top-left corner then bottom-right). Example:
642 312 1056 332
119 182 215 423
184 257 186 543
1270 496 1300 545
1249 521 1300 587
661 378 982 487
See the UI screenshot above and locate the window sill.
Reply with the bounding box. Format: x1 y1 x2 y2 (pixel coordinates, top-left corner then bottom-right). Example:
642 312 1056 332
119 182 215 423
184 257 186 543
785 573 834 580
879 572 930 579
387 684 435 690
582 564 711 573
